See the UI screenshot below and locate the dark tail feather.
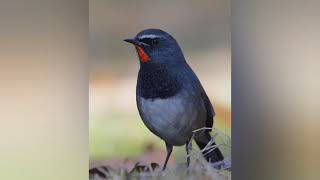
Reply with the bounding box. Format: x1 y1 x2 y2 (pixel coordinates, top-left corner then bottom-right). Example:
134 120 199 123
195 132 224 163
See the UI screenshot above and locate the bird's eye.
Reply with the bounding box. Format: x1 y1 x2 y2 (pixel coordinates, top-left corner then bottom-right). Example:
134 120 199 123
152 39 159 45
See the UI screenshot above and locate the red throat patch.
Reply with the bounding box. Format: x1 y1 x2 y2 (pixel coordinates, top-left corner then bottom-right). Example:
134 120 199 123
135 46 150 63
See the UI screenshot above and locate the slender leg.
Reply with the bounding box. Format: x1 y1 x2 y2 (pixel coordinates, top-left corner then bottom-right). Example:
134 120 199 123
185 139 192 167
162 142 173 171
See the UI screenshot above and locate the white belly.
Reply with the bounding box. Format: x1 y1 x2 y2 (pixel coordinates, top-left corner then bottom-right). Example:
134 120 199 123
137 91 206 146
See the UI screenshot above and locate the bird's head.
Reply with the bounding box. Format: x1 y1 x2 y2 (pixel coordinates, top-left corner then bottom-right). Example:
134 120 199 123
124 29 185 65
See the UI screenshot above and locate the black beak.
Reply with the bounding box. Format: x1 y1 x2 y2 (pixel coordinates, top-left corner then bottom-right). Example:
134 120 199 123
123 38 150 47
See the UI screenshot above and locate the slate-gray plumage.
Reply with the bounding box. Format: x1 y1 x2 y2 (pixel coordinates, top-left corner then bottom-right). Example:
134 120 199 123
124 29 224 170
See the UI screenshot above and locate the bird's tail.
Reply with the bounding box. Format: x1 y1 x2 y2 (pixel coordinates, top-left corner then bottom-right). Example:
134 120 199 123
194 131 224 163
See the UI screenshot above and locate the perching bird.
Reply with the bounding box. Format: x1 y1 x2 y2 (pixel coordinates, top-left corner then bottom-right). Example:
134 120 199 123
124 29 224 170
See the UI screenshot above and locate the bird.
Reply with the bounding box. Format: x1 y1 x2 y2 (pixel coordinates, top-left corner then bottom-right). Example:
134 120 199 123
124 29 224 170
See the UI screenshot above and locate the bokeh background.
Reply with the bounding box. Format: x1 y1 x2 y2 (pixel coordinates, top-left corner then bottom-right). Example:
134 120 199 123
1 1 320 180
0 0 88 179
89 0 231 168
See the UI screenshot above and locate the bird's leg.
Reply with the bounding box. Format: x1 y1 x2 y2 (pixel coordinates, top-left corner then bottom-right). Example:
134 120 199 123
185 139 192 167
162 143 173 171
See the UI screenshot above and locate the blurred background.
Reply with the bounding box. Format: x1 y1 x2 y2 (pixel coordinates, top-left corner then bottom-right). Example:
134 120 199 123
89 0 230 168
1 1 319 179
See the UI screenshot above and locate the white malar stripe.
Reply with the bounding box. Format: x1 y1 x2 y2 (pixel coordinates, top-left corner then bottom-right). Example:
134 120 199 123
138 34 159 39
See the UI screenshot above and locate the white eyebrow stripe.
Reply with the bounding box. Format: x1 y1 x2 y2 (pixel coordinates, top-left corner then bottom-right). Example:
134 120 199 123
138 34 159 39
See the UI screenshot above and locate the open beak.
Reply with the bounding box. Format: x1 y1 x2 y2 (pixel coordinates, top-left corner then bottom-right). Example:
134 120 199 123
123 38 150 47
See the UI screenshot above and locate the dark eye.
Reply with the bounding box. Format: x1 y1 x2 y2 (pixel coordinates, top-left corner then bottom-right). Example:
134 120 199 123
152 39 159 45
138 37 160 46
